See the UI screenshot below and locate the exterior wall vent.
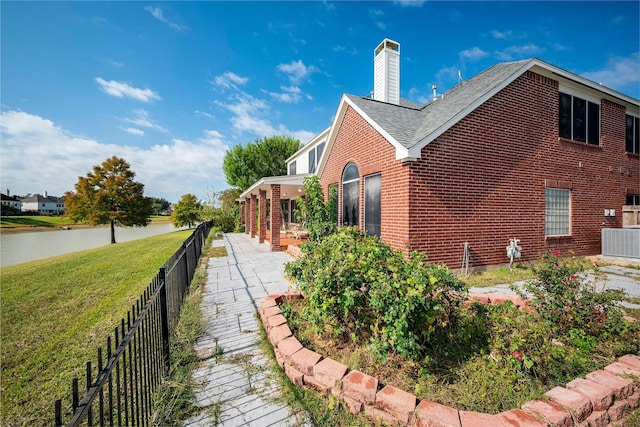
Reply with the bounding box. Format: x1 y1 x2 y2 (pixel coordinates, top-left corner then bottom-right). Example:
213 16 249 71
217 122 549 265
373 39 400 105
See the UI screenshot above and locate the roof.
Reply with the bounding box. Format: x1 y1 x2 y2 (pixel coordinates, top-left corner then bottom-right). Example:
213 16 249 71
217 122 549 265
318 57 640 169
238 174 313 200
21 194 62 203
1 193 20 202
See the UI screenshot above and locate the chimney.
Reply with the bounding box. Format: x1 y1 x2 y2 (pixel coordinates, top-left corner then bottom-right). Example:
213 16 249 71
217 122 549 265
373 39 400 105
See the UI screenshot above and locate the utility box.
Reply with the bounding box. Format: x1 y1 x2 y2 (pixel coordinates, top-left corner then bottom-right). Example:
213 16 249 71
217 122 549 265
601 228 640 259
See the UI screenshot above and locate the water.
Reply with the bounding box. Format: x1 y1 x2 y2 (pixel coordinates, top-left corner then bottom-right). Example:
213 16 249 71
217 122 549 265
0 223 184 268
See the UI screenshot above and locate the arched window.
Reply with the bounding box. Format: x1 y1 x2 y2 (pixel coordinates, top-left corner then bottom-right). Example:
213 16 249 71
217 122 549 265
342 163 359 226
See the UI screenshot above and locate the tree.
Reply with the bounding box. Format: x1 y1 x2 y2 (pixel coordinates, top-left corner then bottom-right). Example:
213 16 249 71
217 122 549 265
171 194 202 228
64 156 153 244
223 135 302 191
151 197 170 215
201 188 240 232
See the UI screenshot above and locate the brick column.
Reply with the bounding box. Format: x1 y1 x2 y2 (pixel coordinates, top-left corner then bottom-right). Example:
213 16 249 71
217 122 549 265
270 184 281 252
250 194 257 238
244 197 251 234
259 189 267 244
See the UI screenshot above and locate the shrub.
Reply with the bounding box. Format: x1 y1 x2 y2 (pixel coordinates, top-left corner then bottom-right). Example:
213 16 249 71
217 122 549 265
513 252 628 338
284 227 467 362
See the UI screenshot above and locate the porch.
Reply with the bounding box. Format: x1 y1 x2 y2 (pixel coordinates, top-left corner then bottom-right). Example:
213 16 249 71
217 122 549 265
238 174 312 252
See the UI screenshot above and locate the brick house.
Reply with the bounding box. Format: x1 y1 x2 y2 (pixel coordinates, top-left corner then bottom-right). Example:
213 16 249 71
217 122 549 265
240 39 640 269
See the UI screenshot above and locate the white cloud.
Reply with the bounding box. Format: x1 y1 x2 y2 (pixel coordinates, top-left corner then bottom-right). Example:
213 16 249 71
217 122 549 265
123 127 144 136
494 43 545 61
332 45 358 55
277 60 318 85
214 92 317 144
212 71 249 91
264 85 304 103
122 109 167 132
0 110 230 202
490 30 513 40
96 77 161 102
393 0 425 6
144 6 189 32
459 47 489 62
581 53 640 96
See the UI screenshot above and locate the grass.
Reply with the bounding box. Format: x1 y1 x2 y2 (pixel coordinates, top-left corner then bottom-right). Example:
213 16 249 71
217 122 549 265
459 261 534 287
0 215 170 230
150 237 227 426
0 229 192 426
459 256 609 288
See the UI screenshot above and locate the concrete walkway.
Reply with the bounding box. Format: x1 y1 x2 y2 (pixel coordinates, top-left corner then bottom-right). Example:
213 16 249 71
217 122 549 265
184 233 309 427
183 234 640 426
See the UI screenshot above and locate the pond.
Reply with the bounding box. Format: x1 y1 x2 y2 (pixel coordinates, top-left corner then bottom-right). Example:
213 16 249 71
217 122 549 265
0 223 184 268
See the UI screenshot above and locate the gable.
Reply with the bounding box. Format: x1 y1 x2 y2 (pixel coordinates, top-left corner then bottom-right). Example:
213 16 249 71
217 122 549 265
317 58 640 176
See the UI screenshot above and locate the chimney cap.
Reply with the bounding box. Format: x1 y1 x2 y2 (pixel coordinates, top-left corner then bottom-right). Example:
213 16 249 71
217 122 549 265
374 38 400 55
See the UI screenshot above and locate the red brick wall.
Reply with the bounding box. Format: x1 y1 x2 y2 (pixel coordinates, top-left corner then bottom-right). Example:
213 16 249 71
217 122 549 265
319 106 412 250
321 71 639 268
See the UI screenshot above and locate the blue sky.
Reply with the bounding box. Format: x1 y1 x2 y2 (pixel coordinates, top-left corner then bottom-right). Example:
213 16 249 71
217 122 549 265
2 1 638 203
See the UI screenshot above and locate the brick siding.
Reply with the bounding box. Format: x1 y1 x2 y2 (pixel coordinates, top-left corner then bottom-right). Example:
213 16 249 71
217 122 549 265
320 70 640 268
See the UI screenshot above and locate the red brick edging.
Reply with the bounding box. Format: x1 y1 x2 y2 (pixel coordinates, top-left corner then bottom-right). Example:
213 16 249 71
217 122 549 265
259 291 640 427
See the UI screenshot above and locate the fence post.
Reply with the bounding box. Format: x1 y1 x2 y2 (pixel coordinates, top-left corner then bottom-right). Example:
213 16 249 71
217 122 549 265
158 267 171 376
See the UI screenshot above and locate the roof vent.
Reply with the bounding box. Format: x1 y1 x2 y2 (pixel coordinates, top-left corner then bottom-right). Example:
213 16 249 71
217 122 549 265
373 39 400 105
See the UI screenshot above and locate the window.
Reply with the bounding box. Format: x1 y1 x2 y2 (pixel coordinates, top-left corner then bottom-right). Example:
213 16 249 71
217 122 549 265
308 142 325 173
626 194 640 206
290 199 299 223
626 114 640 154
559 93 600 145
308 150 316 173
364 174 381 236
289 161 296 175
545 188 570 236
328 183 338 224
342 163 359 226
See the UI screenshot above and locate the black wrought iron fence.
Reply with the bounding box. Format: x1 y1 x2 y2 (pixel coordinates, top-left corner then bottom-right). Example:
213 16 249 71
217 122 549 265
54 221 213 426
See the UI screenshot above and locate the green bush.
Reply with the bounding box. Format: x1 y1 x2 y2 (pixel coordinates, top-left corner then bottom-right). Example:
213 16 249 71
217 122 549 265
513 252 627 337
285 227 467 362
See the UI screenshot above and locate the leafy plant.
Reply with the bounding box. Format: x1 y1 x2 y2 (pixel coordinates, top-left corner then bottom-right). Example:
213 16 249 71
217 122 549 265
285 227 467 362
294 176 337 242
512 251 627 337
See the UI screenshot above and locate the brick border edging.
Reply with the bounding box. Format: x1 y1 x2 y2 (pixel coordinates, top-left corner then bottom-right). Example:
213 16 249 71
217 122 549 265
259 291 640 427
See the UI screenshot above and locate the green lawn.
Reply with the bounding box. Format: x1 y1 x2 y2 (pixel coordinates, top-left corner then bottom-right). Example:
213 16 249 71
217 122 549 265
0 215 170 230
0 229 192 426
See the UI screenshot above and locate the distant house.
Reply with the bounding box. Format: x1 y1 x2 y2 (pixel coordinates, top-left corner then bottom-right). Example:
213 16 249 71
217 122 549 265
1 192 22 212
21 193 64 215
240 39 640 269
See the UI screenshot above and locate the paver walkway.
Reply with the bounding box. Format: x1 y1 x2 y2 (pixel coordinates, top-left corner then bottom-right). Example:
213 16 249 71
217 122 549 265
184 234 640 426
184 233 309 427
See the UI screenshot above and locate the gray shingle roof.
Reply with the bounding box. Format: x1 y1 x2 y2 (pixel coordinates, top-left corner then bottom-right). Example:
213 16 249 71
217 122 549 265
345 59 532 150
